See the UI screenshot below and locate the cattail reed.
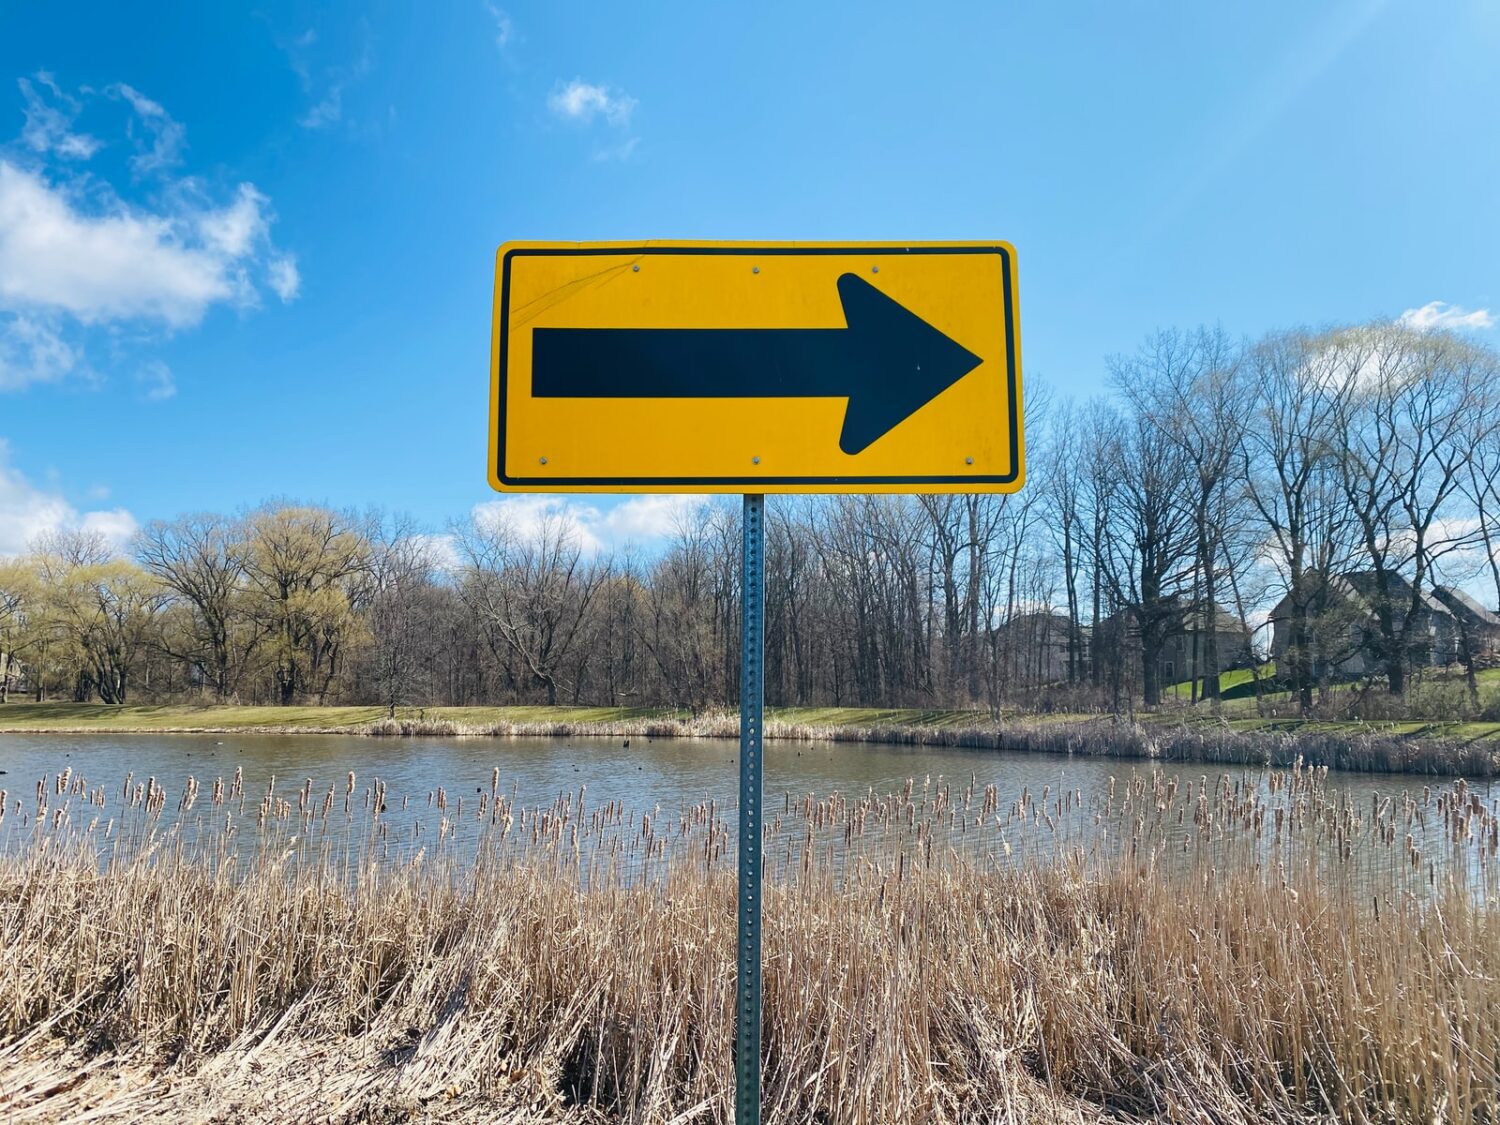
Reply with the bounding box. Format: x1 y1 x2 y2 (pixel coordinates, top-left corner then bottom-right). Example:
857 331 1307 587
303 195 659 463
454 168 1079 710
0 762 1495 1123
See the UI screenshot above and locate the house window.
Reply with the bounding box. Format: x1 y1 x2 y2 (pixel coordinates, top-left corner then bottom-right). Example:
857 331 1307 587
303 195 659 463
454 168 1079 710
1164 661 1175 683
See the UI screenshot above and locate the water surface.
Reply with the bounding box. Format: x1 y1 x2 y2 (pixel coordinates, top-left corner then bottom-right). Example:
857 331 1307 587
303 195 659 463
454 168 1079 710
2 732 1495 893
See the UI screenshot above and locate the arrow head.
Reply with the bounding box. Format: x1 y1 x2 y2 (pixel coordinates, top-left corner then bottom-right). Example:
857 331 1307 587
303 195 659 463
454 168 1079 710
834 273 984 455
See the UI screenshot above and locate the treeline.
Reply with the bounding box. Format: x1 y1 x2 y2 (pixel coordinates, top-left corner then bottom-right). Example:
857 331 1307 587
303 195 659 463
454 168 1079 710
2 320 1498 714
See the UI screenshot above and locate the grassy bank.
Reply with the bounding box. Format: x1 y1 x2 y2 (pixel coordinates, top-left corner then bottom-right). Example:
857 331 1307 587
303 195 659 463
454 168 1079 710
4 701 1500 777
1 765 1495 1123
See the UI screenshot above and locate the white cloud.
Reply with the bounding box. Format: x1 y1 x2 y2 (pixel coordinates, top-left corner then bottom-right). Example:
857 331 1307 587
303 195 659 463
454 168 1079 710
0 441 135 556
1398 301 1494 332
602 495 709 542
409 532 461 572
195 182 270 259
486 3 514 49
0 313 77 390
473 495 604 554
78 508 139 548
0 74 299 393
469 494 712 556
548 79 636 127
267 254 301 302
108 83 185 174
0 161 285 327
17 73 100 160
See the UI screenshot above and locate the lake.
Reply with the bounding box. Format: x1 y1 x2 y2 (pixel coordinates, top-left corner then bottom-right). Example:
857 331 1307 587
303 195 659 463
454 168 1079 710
2 732 1496 892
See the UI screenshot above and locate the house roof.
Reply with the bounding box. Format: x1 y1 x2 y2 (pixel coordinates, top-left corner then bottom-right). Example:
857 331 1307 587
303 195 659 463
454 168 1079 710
1268 570 1477 624
1433 586 1500 629
1094 607 1250 637
1348 571 1456 617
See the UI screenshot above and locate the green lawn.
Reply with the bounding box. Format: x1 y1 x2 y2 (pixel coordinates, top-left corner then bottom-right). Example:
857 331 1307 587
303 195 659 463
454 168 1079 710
4 700 1499 743
1165 662 1500 714
0 702 1038 733
1163 664 1275 702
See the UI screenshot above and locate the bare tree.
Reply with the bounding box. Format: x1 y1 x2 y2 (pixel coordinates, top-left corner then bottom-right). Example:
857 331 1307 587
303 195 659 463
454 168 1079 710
1118 327 1247 701
1241 330 1359 711
366 516 440 716
458 507 604 707
1102 343 1199 707
1329 325 1494 695
1040 402 1087 684
136 514 255 700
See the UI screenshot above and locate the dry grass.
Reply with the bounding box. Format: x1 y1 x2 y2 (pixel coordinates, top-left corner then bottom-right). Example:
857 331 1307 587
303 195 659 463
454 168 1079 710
0 762 1497 1123
6 703 1500 778
364 712 1500 777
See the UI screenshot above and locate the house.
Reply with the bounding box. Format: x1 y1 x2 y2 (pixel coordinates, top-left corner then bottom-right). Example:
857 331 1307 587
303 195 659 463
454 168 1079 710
997 611 1090 684
1268 571 1498 677
1431 586 1500 662
1093 606 1252 687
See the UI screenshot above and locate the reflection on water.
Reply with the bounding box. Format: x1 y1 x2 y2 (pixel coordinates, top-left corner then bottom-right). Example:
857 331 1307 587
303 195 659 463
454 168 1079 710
2 733 1497 898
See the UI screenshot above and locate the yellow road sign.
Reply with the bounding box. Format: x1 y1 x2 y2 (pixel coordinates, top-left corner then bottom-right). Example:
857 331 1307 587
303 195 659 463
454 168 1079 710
489 240 1022 493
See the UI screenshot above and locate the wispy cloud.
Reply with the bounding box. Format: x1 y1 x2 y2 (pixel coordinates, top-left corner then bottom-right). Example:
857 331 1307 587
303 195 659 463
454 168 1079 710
16 72 100 160
548 79 636 127
485 3 514 50
0 313 75 391
0 73 298 392
285 22 374 131
1398 301 1494 332
267 254 301 302
108 83 185 175
592 136 640 163
134 359 175 401
547 78 640 161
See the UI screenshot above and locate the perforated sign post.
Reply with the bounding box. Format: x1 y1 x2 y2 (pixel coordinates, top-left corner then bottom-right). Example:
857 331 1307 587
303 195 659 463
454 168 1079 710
490 240 1024 1123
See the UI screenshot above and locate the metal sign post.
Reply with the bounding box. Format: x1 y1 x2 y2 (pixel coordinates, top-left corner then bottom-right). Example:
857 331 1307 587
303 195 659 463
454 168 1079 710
735 493 765 1125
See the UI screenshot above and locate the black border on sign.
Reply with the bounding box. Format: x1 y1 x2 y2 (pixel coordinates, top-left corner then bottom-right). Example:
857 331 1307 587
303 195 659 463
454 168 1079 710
495 244 1020 488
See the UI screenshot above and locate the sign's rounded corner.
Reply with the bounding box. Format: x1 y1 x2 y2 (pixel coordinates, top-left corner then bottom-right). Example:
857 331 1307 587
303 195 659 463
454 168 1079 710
495 241 527 271
487 460 514 493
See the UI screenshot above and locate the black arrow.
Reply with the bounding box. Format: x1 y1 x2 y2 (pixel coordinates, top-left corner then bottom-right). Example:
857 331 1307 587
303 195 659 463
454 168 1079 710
531 272 984 455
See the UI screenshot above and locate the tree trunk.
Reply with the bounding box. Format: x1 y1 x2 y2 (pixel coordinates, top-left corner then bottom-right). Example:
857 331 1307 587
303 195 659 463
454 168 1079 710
1199 525 1221 701
1141 643 1161 706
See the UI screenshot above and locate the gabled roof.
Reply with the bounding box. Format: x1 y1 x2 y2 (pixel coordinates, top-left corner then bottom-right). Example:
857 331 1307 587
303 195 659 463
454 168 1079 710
1268 570 1452 622
1433 586 1500 629
1336 571 1451 618
1093 607 1250 637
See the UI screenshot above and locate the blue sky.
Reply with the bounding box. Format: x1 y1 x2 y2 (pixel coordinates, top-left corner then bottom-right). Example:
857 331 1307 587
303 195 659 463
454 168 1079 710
1 0 1497 552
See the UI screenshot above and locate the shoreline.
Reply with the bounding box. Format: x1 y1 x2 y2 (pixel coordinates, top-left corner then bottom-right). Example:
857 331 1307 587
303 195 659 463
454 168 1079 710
3 704 1499 776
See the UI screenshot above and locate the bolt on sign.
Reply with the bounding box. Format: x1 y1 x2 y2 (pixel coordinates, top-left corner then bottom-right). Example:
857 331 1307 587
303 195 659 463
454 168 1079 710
489 240 1024 494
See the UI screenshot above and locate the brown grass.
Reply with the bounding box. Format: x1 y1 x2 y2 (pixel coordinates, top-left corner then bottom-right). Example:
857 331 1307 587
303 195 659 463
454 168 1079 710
360 712 1500 778
0 763 1497 1122
5 701 1499 776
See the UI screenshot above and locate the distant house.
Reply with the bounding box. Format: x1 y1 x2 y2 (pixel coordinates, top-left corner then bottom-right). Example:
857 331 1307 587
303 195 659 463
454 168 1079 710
1431 586 1500 662
1093 607 1252 687
997 611 1090 684
1268 571 1500 677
